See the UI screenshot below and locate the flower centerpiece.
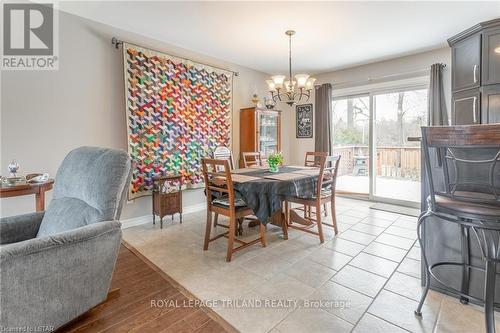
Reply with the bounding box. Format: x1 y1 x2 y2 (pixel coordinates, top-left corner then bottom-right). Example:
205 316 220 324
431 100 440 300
267 152 283 173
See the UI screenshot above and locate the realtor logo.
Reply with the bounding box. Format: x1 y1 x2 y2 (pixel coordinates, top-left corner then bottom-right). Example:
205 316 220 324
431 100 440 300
2 2 58 70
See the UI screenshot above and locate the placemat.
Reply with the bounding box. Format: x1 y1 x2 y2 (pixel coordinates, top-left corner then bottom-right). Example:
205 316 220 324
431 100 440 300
231 174 261 183
263 173 306 181
286 165 317 169
292 168 320 176
231 168 259 174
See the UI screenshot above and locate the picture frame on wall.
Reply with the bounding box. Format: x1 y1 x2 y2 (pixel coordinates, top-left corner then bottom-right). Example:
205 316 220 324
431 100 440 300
296 104 313 138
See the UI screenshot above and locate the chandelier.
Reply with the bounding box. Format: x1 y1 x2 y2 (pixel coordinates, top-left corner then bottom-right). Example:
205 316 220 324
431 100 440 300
266 30 316 106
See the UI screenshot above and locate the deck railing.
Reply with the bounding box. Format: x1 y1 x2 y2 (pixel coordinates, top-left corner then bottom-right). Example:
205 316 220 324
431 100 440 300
332 145 421 181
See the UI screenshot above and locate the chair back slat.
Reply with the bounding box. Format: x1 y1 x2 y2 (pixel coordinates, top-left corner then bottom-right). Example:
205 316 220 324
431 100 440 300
421 125 500 207
242 152 263 168
202 158 236 210
305 152 328 167
316 155 341 198
213 146 234 170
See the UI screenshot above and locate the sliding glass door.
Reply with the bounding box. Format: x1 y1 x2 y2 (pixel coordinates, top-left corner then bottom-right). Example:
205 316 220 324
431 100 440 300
373 89 427 203
331 95 370 195
332 86 428 206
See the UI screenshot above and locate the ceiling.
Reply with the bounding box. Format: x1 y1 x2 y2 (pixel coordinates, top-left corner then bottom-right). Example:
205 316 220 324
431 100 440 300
59 1 500 75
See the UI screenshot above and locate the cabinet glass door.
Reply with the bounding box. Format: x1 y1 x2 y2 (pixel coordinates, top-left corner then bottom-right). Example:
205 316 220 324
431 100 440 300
258 112 279 157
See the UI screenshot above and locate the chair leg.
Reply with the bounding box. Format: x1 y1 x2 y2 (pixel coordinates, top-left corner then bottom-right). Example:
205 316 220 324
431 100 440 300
323 203 328 217
331 198 338 235
237 218 243 236
226 217 236 262
484 260 497 333
415 211 433 317
203 211 213 250
316 203 324 243
213 213 219 228
160 216 163 229
259 222 267 247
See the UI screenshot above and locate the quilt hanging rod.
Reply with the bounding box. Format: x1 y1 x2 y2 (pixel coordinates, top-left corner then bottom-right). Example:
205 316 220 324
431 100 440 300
111 37 239 77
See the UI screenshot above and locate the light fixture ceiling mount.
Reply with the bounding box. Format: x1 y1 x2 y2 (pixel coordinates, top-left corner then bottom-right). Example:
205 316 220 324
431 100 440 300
266 30 316 107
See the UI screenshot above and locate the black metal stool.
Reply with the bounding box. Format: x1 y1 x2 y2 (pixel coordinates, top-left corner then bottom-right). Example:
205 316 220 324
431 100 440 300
415 125 500 333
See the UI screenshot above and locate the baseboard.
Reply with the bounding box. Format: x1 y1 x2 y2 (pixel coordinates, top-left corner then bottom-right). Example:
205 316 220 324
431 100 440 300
120 202 206 229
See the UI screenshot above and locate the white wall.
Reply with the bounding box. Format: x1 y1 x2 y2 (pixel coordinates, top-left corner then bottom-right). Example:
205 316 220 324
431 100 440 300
0 10 270 218
287 47 452 165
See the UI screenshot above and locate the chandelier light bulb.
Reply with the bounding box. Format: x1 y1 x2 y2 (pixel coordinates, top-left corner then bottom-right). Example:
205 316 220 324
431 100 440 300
295 74 309 88
271 75 286 90
266 79 277 92
305 77 317 90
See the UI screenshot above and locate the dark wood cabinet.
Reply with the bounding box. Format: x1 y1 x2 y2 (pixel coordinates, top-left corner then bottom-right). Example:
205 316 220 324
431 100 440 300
449 18 500 125
452 34 481 92
453 89 481 125
482 28 500 86
482 85 500 124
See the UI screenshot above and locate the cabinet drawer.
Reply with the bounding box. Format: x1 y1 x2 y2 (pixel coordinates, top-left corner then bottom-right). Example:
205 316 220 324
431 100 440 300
482 27 500 86
452 34 481 92
452 89 481 125
482 85 500 124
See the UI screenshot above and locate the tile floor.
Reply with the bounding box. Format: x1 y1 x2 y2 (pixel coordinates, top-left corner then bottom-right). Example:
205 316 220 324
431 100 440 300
122 197 500 333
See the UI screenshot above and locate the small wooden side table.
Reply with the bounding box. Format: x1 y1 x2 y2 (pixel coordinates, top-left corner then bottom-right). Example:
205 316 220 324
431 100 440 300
152 175 182 228
0 179 54 212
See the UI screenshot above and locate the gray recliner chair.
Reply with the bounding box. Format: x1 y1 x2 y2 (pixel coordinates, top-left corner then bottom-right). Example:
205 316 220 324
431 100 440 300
0 146 132 330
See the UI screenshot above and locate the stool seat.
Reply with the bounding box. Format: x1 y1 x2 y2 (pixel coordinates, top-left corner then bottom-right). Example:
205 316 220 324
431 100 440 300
435 194 500 218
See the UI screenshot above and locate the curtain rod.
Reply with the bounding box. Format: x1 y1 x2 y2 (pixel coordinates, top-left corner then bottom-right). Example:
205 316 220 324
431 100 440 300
331 63 446 88
111 37 239 77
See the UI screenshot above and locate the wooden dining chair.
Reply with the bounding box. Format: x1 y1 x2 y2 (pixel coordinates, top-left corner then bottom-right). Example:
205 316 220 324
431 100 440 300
212 146 235 229
201 158 266 262
283 155 341 243
242 152 263 168
304 152 329 218
213 146 234 170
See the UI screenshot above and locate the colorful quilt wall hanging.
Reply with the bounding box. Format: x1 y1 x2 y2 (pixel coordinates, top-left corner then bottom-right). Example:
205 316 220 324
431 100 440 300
123 43 233 199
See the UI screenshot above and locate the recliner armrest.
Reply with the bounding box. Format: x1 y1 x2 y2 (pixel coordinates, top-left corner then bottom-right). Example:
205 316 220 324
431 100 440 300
0 220 121 260
0 212 45 245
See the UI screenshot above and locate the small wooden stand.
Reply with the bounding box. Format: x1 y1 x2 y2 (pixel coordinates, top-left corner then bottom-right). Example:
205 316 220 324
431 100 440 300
0 179 54 212
152 175 183 228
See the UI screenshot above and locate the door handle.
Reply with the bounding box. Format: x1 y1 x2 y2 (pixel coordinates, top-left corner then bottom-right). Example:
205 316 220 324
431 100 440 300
473 65 478 84
407 137 422 142
472 97 477 123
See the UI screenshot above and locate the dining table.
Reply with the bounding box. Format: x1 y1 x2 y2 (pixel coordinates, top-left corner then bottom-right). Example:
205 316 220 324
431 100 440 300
230 165 321 228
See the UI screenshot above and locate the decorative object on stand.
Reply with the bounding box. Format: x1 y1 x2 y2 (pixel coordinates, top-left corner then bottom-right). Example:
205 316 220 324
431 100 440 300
266 30 316 106
152 174 183 228
251 92 259 106
8 160 19 177
296 104 313 138
26 173 50 183
2 160 24 185
121 42 234 199
267 152 283 173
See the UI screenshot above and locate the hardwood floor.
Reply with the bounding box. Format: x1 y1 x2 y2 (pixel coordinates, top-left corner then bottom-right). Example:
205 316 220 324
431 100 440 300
58 243 235 333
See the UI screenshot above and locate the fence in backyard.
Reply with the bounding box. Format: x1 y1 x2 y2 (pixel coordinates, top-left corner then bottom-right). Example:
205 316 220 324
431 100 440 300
332 146 421 181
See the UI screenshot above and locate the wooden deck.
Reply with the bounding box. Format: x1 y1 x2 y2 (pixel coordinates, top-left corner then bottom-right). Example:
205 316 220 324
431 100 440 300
58 243 235 333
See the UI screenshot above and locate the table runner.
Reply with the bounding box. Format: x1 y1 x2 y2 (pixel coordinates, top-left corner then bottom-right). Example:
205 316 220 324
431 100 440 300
232 166 318 224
